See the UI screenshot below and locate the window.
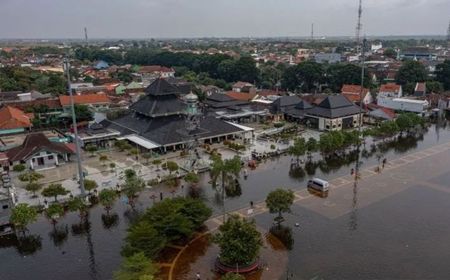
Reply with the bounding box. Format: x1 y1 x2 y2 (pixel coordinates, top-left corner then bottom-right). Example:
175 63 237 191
2 204 8 209
48 155 54 160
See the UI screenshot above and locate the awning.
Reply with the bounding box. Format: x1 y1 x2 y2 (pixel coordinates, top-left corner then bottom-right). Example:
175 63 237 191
123 134 161 150
225 121 255 132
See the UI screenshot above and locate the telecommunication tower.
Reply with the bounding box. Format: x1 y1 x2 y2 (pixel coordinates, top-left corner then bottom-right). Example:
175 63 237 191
355 0 363 53
84 27 89 45
311 23 314 41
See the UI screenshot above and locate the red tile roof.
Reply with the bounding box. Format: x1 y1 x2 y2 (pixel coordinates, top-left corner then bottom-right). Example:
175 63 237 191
415 82 426 92
225 91 256 101
341 84 369 95
342 92 369 103
0 106 32 129
59 94 111 106
380 83 401 93
7 98 62 111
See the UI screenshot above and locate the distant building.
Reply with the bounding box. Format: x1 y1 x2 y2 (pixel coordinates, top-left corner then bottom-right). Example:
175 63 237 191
232 81 256 93
314 53 342 64
94 60 110 70
400 48 437 61
137 65 175 87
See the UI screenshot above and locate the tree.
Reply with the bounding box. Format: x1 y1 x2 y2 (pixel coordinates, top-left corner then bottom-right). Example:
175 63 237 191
396 60 427 86
213 214 262 266
84 179 98 194
124 169 136 180
282 61 323 92
210 155 242 205
288 138 306 163
184 172 200 185
114 252 158 280
222 273 245 280
306 137 318 160
122 176 145 208
265 189 295 227
67 196 88 219
383 48 397 59
42 184 69 202
165 161 179 175
25 182 42 198
109 162 116 173
121 221 167 258
426 81 444 93
10 203 38 234
74 104 93 122
99 154 108 166
45 203 65 224
99 189 118 214
436 60 450 90
142 197 211 241
85 145 98 157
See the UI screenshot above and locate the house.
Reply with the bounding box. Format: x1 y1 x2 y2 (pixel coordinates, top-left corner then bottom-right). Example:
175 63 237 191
379 83 402 98
232 82 256 93
341 85 373 105
199 85 222 97
6 133 75 170
365 107 396 124
400 48 437 61
59 94 111 111
226 91 256 102
0 106 33 135
138 65 175 86
284 100 314 122
101 79 251 152
414 82 426 97
305 95 363 131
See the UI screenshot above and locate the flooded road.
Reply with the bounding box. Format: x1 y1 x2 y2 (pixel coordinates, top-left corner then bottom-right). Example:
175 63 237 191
2 124 450 280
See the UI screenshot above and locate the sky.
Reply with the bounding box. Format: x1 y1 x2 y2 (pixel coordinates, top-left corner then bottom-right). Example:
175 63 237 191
0 0 449 39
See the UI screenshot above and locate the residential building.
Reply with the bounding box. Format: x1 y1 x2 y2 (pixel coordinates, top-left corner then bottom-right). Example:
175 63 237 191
0 106 33 135
59 94 111 111
6 133 75 170
414 82 426 97
305 95 363 131
341 84 373 105
232 81 256 93
378 83 403 98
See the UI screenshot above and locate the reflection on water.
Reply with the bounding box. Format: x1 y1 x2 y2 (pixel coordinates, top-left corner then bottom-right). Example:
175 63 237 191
1 124 450 280
269 225 294 250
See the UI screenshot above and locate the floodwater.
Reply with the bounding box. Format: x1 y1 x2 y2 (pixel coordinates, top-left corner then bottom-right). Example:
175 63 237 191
2 123 450 280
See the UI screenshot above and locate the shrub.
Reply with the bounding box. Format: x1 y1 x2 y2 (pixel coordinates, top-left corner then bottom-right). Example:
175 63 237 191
13 164 26 173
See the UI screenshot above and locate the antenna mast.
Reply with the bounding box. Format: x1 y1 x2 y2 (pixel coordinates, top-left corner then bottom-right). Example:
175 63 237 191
356 0 363 53
84 27 89 46
447 20 450 48
311 23 314 41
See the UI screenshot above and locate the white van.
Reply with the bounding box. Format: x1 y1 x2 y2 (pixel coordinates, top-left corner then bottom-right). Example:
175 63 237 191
307 178 330 192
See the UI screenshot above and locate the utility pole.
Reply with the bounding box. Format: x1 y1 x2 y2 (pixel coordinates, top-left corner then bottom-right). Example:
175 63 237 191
64 58 86 197
447 20 450 49
355 0 363 53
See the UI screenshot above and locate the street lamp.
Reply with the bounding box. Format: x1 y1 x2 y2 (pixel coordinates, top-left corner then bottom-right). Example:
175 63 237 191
64 58 86 197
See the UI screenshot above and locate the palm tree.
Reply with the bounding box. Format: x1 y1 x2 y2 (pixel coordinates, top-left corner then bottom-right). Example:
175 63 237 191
210 155 242 221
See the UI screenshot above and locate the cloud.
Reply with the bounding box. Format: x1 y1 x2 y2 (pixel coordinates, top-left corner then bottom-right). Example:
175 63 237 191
0 0 448 38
